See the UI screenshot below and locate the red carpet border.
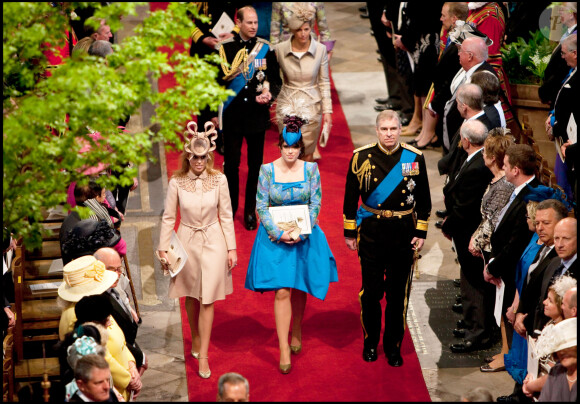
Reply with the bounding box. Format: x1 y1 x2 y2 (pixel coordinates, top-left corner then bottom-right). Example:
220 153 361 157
153 3 430 401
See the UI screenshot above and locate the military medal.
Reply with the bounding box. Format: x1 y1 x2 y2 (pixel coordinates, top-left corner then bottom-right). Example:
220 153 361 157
406 178 416 192
410 162 420 175
255 59 266 82
401 162 411 176
406 194 415 205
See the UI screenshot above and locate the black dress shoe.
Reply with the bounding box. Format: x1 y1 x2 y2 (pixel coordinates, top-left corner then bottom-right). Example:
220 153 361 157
374 104 388 112
435 220 444 229
435 209 448 218
375 97 389 104
480 363 506 372
400 116 411 126
359 6 367 12
453 328 466 338
360 11 369 18
362 347 378 362
496 395 516 402
453 278 461 287
386 351 403 367
244 213 257 231
450 339 491 353
456 295 462 304
457 319 467 329
452 303 463 314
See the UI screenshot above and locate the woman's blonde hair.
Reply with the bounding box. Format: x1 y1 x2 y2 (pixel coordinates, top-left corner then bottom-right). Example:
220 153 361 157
172 151 220 178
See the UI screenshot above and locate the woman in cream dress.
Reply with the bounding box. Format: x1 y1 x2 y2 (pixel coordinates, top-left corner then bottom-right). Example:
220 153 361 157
274 3 332 162
158 122 237 379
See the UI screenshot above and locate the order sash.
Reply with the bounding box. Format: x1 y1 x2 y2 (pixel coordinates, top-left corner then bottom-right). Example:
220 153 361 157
222 41 269 111
355 148 415 226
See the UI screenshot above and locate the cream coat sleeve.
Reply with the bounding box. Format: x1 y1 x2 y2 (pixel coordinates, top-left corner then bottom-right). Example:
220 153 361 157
159 178 178 251
217 174 237 250
318 45 332 115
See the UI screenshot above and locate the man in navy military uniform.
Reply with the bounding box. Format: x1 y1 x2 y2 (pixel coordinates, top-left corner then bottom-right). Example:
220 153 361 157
343 109 432 366
216 6 282 230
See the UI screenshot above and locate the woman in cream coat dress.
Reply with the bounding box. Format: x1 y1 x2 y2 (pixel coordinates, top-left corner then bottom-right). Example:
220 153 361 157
274 3 332 162
158 121 237 379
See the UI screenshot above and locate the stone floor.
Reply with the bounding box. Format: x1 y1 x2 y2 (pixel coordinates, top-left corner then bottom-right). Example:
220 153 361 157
116 3 516 402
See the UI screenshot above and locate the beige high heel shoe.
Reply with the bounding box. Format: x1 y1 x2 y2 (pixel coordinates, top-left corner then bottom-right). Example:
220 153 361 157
198 357 211 379
191 350 200 359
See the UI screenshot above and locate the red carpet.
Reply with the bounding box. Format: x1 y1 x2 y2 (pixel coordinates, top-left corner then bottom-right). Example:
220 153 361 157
153 3 430 401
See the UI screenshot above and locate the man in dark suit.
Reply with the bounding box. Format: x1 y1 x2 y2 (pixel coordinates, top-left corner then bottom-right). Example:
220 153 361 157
441 120 494 353
438 83 499 185
69 354 119 402
216 6 282 230
94 247 146 375
514 199 569 338
482 144 540 351
441 36 496 153
534 217 578 331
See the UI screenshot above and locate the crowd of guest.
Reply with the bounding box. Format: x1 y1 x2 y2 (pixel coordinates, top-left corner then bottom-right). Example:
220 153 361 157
2 2 578 402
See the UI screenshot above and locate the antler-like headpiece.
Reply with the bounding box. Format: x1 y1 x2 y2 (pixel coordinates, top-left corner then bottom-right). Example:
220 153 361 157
184 121 218 158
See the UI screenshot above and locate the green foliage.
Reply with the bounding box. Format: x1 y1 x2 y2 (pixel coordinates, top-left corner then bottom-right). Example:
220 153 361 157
3 2 234 249
501 29 556 85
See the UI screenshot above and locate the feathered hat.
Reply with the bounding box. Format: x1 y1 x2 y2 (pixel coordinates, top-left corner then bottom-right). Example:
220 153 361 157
449 20 493 46
276 97 313 146
523 184 572 211
534 317 577 358
184 121 218 158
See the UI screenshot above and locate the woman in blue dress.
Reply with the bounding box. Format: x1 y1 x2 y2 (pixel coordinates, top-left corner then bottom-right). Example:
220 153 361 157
245 114 338 374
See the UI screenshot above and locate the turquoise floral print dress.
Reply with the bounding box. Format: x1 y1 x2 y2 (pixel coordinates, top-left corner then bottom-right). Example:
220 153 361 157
245 161 338 300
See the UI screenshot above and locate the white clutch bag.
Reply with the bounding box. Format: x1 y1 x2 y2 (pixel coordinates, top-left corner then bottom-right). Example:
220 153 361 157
319 122 330 148
155 231 188 278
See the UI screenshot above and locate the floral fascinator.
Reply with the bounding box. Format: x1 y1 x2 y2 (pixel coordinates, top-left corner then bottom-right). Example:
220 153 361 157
277 98 313 146
288 3 317 31
184 121 218 158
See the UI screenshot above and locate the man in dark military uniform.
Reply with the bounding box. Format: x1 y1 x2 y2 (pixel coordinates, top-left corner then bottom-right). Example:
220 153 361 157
216 6 282 231
343 109 431 366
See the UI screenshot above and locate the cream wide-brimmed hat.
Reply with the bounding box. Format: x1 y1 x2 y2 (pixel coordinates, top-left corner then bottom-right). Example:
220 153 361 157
534 317 577 358
58 255 117 302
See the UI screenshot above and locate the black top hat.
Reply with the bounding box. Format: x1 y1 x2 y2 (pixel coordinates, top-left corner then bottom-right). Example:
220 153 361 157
61 219 121 265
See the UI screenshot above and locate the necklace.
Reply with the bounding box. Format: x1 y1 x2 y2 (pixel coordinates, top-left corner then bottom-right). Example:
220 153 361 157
566 374 577 383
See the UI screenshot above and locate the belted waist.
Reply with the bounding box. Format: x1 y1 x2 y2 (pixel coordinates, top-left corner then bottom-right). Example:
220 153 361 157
361 203 414 218
181 220 218 241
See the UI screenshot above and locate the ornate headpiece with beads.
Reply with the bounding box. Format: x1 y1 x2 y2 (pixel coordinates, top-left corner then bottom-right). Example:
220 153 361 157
277 98 313 146
184 121 218 158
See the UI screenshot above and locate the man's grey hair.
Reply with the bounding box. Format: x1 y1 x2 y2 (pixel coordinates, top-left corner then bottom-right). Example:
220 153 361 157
460 119 488 146
88 40 113 58
375 109 401 127
457 83 484 111
217 372 249 397
562 33 577 52
74 354 109 383
462 36 489 62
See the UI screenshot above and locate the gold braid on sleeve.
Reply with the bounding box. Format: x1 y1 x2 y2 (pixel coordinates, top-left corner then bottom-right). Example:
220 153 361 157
219 46 248 80
351 152 372 191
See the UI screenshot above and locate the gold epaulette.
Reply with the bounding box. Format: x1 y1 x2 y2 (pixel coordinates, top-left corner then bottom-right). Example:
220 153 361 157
219 37 235 46
401 142 423 156
256 37 272 46
353 143 376 153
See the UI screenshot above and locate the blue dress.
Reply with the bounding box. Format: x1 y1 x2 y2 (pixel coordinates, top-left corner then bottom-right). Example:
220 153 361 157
504 232 542 385
245 162 338 300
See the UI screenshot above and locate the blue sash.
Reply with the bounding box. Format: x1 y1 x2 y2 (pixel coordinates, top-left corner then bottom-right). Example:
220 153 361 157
222 42 270 111
355 148 415 226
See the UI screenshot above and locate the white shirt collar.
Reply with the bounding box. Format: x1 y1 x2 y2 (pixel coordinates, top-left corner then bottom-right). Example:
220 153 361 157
465 62 485 79
563 254 577 268
513 176 536 196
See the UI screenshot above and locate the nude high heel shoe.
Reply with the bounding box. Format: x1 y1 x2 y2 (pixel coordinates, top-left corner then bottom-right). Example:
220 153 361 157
198 357 211 379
